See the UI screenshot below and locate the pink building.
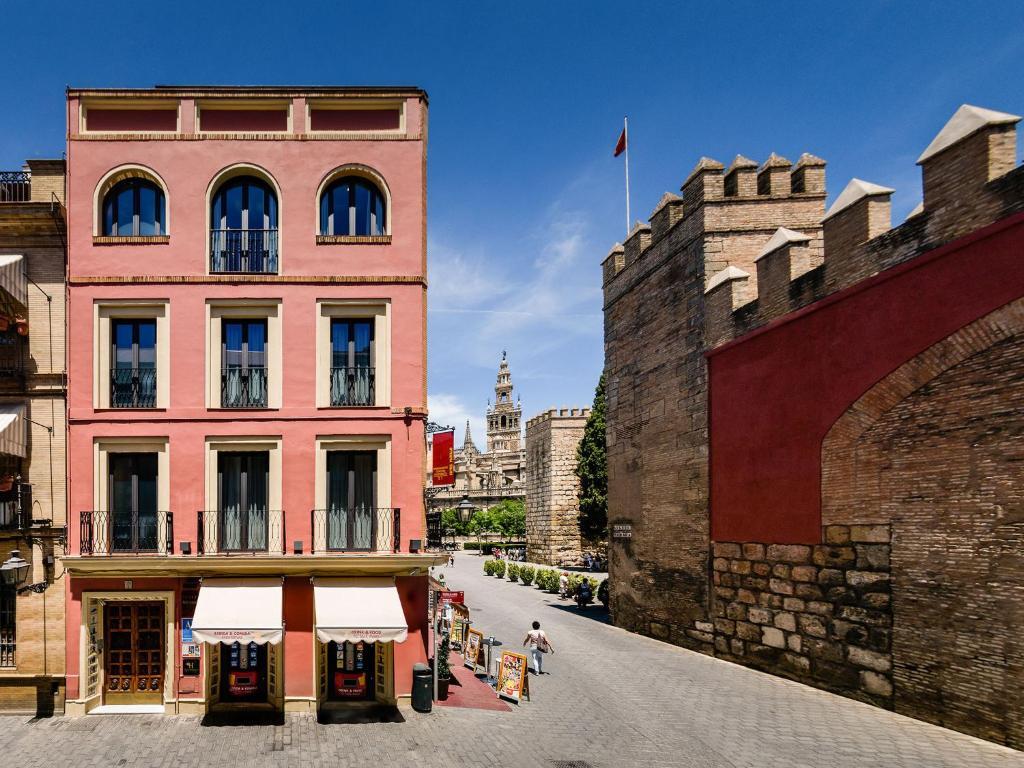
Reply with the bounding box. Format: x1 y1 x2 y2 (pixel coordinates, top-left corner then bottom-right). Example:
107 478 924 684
61 86 442 716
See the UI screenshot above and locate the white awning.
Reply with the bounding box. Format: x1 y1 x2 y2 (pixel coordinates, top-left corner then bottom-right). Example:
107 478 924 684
191 578 283 646
313 577 409 645
0 255 27 308
0 403 27 458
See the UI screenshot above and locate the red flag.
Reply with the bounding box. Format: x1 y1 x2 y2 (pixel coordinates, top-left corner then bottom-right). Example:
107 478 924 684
614 127 627 157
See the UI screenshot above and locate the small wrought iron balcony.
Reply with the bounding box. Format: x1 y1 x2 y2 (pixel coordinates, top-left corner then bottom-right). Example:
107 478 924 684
0 482 30 531
110 367 157 408
79 510 174 555
310 507 400 554
210 228 278 274
330 366 375 406
0 171 30 203
197 508 284 555
221 366 268 408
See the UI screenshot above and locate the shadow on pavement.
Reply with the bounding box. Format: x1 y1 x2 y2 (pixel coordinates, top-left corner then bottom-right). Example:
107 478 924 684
548 602 612 625
316 704 405 725
200 711 285 727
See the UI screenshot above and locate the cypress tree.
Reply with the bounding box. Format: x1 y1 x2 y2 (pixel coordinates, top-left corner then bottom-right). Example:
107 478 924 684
575 373 607 539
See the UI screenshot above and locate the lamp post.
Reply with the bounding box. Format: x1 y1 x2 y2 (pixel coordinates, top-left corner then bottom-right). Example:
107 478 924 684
456 494 477 555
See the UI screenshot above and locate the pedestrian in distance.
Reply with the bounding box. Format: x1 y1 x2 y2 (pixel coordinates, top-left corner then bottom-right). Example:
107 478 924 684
523 620 553 675
448 554 455 567
559 572 569 599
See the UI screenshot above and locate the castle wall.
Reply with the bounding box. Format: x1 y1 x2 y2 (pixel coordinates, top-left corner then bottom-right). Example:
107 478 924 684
525 408 588 566
602 105 1024 745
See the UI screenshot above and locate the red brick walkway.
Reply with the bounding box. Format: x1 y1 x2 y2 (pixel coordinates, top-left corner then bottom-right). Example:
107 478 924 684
435 652 511 712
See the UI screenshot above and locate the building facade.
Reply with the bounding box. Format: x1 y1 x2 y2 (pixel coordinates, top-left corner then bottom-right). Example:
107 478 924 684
601 105 1024 746
61 86 443 716
525 407 589 566
0 160 68 714
429 353 525 511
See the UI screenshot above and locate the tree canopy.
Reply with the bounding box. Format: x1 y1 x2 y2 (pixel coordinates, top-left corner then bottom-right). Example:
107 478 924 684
439 498 526 539
575 373 608 540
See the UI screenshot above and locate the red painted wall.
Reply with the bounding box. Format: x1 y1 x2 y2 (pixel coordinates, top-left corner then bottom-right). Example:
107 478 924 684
708 213 1024 544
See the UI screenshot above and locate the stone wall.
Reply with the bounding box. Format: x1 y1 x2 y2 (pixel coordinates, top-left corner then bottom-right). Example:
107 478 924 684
525 408 589 566
709 526 893 708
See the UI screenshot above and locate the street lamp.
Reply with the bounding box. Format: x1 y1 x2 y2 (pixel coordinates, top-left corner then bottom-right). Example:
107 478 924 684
0 550 30 587
455 494 477 555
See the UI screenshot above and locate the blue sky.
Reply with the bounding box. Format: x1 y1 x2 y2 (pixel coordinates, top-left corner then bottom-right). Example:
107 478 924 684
2 1 1022 445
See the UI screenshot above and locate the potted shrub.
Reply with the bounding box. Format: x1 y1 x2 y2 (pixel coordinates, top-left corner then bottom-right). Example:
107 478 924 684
519 565 535 586
494 559 506 579
507 562 520 582
436 635 452 700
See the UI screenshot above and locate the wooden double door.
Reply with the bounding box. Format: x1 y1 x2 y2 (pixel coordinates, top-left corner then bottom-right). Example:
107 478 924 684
104 602 164 704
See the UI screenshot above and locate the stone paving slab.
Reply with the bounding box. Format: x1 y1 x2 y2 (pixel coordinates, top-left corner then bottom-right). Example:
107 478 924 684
0 552 1020 767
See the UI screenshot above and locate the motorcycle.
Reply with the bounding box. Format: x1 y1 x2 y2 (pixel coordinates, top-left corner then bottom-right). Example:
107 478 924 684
576 581 594 609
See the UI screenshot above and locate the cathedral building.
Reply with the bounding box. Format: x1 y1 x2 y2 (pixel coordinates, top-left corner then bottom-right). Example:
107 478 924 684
429 353 526 511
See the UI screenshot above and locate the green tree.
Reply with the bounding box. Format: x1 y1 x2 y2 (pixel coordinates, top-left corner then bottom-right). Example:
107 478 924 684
440 507 469 536
487 499 526 540
575 373 607 539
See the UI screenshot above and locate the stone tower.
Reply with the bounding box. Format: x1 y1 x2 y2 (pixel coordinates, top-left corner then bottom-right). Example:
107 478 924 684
486 351 522 453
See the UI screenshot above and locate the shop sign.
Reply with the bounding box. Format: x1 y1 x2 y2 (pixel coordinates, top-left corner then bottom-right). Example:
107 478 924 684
431 430 455 486
183 657 200 677
496 650 530 703
182 643 201 658
464 628 484 671
437 590 464 605
612 523 633 539
181 618 193 643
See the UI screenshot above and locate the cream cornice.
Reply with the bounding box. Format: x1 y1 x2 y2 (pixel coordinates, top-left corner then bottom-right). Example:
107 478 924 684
69 275 426 286
62 553 446 577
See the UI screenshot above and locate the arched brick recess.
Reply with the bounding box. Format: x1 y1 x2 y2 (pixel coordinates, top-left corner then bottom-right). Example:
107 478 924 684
821 296 1024 526
820 296 1024 748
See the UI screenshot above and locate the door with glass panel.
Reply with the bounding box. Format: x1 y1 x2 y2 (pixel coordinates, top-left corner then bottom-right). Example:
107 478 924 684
326 451 377 551
217 451 269 552
330 319 374 406
108 453 158 553
111 319 156 408
221 319 267 408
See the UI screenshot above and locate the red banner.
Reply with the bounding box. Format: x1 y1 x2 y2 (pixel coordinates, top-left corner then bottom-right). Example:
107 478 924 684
437 590 464 604
431 430 455 486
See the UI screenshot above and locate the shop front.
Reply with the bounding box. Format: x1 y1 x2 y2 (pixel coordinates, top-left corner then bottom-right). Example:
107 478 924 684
313 577 407 709
190 578 283 711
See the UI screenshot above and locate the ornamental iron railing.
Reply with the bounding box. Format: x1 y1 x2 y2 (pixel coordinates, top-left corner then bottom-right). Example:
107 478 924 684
210 229 278 273
110 367 157 408
197 508 284 554
221 366 268 408
310 507 400 553
0 171 30 203
330 366 375 406
79 510 174 555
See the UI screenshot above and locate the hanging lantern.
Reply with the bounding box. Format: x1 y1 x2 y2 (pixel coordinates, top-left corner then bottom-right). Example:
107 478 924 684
14 316 28 336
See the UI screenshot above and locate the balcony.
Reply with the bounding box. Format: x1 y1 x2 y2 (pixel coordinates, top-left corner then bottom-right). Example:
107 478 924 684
221 367 267 408
197 508 284 555
330 366 375 407
0 171 30 203
210 229 278 274
79 510 174 555
310 507 400 554
110 367 157 408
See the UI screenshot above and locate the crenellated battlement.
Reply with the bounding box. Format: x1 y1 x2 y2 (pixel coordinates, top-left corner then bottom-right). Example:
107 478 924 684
526 407 592 432
701 104 1024 347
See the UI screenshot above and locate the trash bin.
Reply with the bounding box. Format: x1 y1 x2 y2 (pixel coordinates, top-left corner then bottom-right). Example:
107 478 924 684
411 662 433 713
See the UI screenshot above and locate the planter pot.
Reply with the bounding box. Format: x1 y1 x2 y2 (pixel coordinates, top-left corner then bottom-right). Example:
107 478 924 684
437 676 451 701
14 317 28 336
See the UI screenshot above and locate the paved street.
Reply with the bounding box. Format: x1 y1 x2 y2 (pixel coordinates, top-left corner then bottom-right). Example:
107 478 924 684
1 551 1022 768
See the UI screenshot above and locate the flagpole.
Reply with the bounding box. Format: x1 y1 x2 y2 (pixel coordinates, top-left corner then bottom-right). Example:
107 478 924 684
624 116 631 235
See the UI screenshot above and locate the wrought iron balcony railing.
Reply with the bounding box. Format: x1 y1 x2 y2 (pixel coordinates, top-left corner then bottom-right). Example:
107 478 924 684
0 171 30 203
310 507 400 554
330 366 375 406
221 366 267 408
197 508 284 555
0 483 30 531
210 228 278 274
79 510 174 555
110 367 157 408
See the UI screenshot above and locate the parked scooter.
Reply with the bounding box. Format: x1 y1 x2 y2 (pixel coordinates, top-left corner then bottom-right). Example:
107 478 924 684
576 578 594 609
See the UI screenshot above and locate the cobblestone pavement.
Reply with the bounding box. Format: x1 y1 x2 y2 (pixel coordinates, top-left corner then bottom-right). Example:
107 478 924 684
1 552 1021 767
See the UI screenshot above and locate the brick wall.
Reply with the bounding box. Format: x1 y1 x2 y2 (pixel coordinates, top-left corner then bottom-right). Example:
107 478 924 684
525 408 589 566
823 321 1024 748
711 527 893 708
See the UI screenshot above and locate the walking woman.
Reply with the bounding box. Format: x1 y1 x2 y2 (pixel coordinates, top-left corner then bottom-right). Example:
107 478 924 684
523 620 553 674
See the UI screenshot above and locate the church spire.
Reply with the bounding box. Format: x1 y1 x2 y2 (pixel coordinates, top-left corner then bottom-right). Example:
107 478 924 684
463 419 476 453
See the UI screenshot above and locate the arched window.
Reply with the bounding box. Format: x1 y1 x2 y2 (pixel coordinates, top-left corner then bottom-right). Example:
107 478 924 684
103 178 165 236
501 415 507 428
210 175 278 273
319 176 386 236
